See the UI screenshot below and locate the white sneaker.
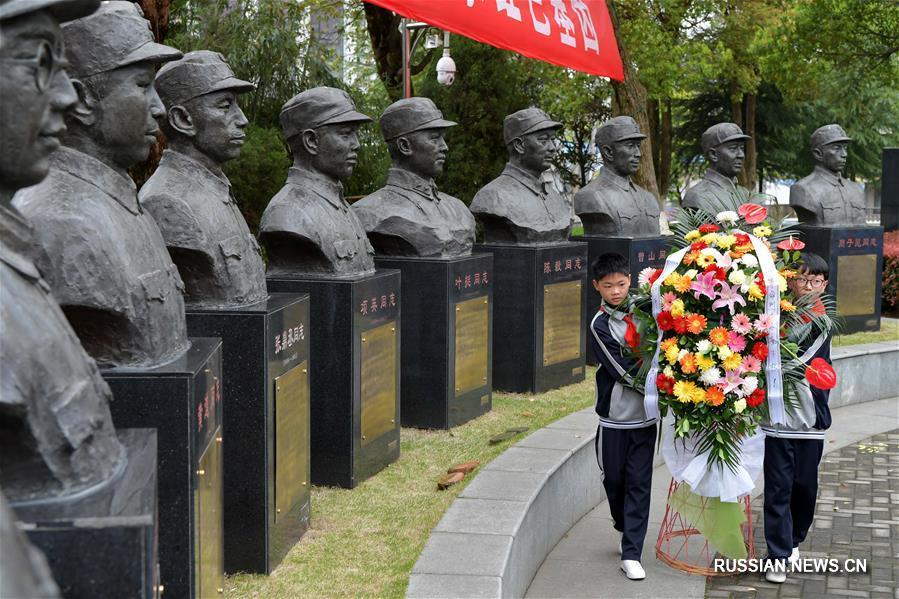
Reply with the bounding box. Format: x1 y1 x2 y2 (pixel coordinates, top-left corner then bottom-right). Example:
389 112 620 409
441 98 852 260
620 560 646 580
765 569 787 584
788 547 800 567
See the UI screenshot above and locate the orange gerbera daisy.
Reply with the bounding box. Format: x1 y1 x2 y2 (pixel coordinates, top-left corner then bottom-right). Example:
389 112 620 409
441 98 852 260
679 353 698 374
781 299 796 312
685 313 708 335
673 275 693 294
709 326 729 346
705 387 725 406
660 337 678 352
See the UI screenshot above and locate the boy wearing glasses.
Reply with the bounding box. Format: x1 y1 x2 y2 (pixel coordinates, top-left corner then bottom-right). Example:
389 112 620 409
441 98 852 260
761 252 833 583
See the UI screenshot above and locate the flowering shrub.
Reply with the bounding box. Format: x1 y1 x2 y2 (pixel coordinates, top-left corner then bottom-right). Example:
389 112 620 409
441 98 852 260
882 230 899 312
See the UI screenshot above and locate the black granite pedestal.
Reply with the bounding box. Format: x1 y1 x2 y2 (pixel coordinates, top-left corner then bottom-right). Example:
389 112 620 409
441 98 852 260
475 243 587 393
12 428 158 598
797 225 884 333
267 271 401 489
185 293 310 575
103 338 223 599
571 234 670 364
374 254 493 430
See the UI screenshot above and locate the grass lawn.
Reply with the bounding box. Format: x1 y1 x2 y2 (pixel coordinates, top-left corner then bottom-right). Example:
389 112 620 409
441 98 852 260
833 317 899 346
227 373 596 598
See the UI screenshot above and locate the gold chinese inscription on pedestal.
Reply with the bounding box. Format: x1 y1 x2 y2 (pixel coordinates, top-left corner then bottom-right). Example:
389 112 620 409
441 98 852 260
837 254 876 316
543 280 582 366
361 321 397 446
274 362 309 523
195 427 224 597
454 296 489 397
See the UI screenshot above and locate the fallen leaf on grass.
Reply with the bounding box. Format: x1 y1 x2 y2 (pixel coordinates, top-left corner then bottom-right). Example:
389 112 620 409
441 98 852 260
438 472 465 490
448 460 480 474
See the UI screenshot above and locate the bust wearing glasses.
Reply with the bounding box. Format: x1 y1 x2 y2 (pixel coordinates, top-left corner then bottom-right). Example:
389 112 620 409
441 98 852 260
574 116 660 238
470 107 571 244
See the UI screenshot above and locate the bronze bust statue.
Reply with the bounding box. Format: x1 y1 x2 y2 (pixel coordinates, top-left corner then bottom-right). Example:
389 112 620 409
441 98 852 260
259 86 375 277
1 0 123 505
790 124 867 226
13 0 188 368
574 116 660 237
470 107 570 244
352 97 475 258
140 50 268 307
682 122 753 212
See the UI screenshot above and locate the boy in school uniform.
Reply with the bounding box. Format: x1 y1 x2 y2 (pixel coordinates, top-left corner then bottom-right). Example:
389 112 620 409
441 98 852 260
589 253 659 580
761 252 833 584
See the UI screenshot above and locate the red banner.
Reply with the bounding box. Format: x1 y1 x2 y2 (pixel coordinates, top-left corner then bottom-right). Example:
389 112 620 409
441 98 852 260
364 0 624 81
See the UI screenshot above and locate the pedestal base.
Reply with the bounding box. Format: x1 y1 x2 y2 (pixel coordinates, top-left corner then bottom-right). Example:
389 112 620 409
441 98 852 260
12 429 158 598
186 293 310 574
267 272 400 489
571 235 670 364
475 243 586 393
797 225 883 333
374 254 493 429
103 338 224 599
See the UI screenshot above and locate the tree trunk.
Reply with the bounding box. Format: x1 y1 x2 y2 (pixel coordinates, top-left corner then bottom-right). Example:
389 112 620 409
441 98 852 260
363 4 404 101
607 2 660 202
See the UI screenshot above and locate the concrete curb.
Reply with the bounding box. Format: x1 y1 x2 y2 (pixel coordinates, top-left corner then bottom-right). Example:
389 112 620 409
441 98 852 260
406 340 899 599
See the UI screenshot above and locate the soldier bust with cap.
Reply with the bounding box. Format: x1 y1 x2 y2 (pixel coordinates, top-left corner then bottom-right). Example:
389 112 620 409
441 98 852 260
259 86 375 277
14 0 189 368
574 116 660 237
140 50 268 308
790 124 866 227
352 97 475 257
470 107 571 244
682 122 753 212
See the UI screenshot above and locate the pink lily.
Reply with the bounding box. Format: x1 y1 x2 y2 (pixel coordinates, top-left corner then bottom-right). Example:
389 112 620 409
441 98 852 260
719 369 746 395
690 271 719 301
712 282 747 315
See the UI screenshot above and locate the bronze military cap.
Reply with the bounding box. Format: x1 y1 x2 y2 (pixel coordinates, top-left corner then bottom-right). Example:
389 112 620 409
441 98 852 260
503 107 562 145
0 0 98 22
155 50 254 107
810 124 852 148
379 97 457 141
701 122 751 153
280 86 371 140
62 1 181 79
594 116 646 148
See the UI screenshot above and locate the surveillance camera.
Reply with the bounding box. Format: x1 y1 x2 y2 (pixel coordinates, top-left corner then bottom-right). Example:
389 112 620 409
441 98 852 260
436 53 456 86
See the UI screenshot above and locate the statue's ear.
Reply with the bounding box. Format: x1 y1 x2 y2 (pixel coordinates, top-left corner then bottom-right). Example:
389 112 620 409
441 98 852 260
707 147 719 165
68 79 96 127
511 137 525 156
396 135 413 157
167 105 195 138
811 146 823 163
598 143 614 163
301 129 318 155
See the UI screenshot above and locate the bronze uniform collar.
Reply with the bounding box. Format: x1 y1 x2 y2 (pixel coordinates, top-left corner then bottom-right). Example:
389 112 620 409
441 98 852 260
286 167 349 210
161 149 233 202
52 146 140 214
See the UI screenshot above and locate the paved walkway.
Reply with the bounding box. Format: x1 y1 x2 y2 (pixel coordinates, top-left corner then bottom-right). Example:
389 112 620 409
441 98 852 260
525 397 899 599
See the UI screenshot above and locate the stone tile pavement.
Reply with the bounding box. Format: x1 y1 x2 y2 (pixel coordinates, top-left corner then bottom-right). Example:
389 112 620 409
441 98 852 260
525 397 899 599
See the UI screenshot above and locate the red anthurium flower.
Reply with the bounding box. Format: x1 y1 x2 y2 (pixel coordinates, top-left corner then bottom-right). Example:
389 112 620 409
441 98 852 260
746 388 766 408
776 235 806 251
738 203 768 224
623 315 641 350
699 223 720 233
805 357 837 390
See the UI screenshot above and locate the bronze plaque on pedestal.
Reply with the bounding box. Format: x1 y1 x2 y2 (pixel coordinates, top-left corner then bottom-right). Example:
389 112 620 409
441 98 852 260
836 254 877 316
543 280 583 366
195 429 224 598
360 322 398 446
454 297 489 397
274 362 309 523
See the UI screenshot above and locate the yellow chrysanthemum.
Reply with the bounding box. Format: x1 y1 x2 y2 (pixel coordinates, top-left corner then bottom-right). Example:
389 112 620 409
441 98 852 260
685 230 701 241
696 354 716 371
715 234 737 250
673 380 698 403
663 366 675 378
781 299 796 312
722 353 743 371
665 345 680 365
690 387 707 404
701 232 719 245
717 345 733 360
752 225 772 238
670 299 685 318
694 253 715 268
748 284 765 301
778 274 788 292
660 337 678 351
781 269 797 279
663 272 680 288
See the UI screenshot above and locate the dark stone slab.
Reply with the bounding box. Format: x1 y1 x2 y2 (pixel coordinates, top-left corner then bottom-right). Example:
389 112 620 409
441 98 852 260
883 148 899 232
797 225 884 333
103 338 224 599
12 428 158 598
267 272 401 488
475 243 587 393
374 254 493 429
185 293 310 574
571 234 670 364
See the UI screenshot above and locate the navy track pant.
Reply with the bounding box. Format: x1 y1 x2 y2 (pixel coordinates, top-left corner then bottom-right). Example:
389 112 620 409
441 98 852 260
763 435 824 559
595 424 656 561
